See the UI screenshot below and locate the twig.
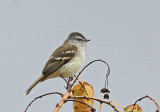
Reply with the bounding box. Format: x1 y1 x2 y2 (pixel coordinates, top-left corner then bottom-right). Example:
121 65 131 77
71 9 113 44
25 92 63 112
99 103 102 112
54 78 72 112
146 95 160 112
65 99 96 111
110 101 125 109
132 95 160 112
69 95 120 112
71 59 110 88
78 80 89 95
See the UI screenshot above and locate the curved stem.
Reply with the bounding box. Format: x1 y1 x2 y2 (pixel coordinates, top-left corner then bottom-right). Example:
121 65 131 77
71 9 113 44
25 92 63 112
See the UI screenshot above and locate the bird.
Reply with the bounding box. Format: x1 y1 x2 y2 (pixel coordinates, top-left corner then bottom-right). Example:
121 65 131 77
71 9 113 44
26 32 90 95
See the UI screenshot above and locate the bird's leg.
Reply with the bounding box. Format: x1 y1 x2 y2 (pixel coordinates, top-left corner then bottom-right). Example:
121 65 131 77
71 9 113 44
61 76 72 90
67 77 72 90
61 76 68 84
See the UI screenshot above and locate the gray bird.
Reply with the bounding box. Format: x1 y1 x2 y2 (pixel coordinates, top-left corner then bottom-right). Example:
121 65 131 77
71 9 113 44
26 32 90 95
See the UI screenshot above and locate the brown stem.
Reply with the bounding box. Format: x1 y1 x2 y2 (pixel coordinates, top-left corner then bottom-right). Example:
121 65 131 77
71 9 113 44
71 59 110 88
53 78 72 112
132 95 160 112
65 99 96 111
25 92 63 112
69 95 120 112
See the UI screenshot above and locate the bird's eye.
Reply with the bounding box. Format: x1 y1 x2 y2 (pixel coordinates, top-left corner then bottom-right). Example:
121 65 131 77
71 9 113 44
77 38 82 41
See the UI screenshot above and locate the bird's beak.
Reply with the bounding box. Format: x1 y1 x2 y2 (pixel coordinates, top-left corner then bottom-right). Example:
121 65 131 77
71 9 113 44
85 39 91 42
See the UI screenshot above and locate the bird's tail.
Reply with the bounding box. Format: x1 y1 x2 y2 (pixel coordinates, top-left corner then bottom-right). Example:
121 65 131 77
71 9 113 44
26 75 43 95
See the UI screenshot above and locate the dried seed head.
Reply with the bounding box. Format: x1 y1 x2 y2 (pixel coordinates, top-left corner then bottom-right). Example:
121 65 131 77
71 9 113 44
104 93 109 99
91 108 96 112
100 88 110 93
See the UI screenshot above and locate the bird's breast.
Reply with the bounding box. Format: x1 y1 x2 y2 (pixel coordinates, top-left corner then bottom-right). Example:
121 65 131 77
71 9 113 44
58 46 85 78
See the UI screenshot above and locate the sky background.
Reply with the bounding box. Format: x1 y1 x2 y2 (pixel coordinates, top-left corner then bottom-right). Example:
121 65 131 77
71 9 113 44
0 0 160 112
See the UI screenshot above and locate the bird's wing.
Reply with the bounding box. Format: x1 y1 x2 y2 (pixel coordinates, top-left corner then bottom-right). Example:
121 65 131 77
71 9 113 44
42 44 77 78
